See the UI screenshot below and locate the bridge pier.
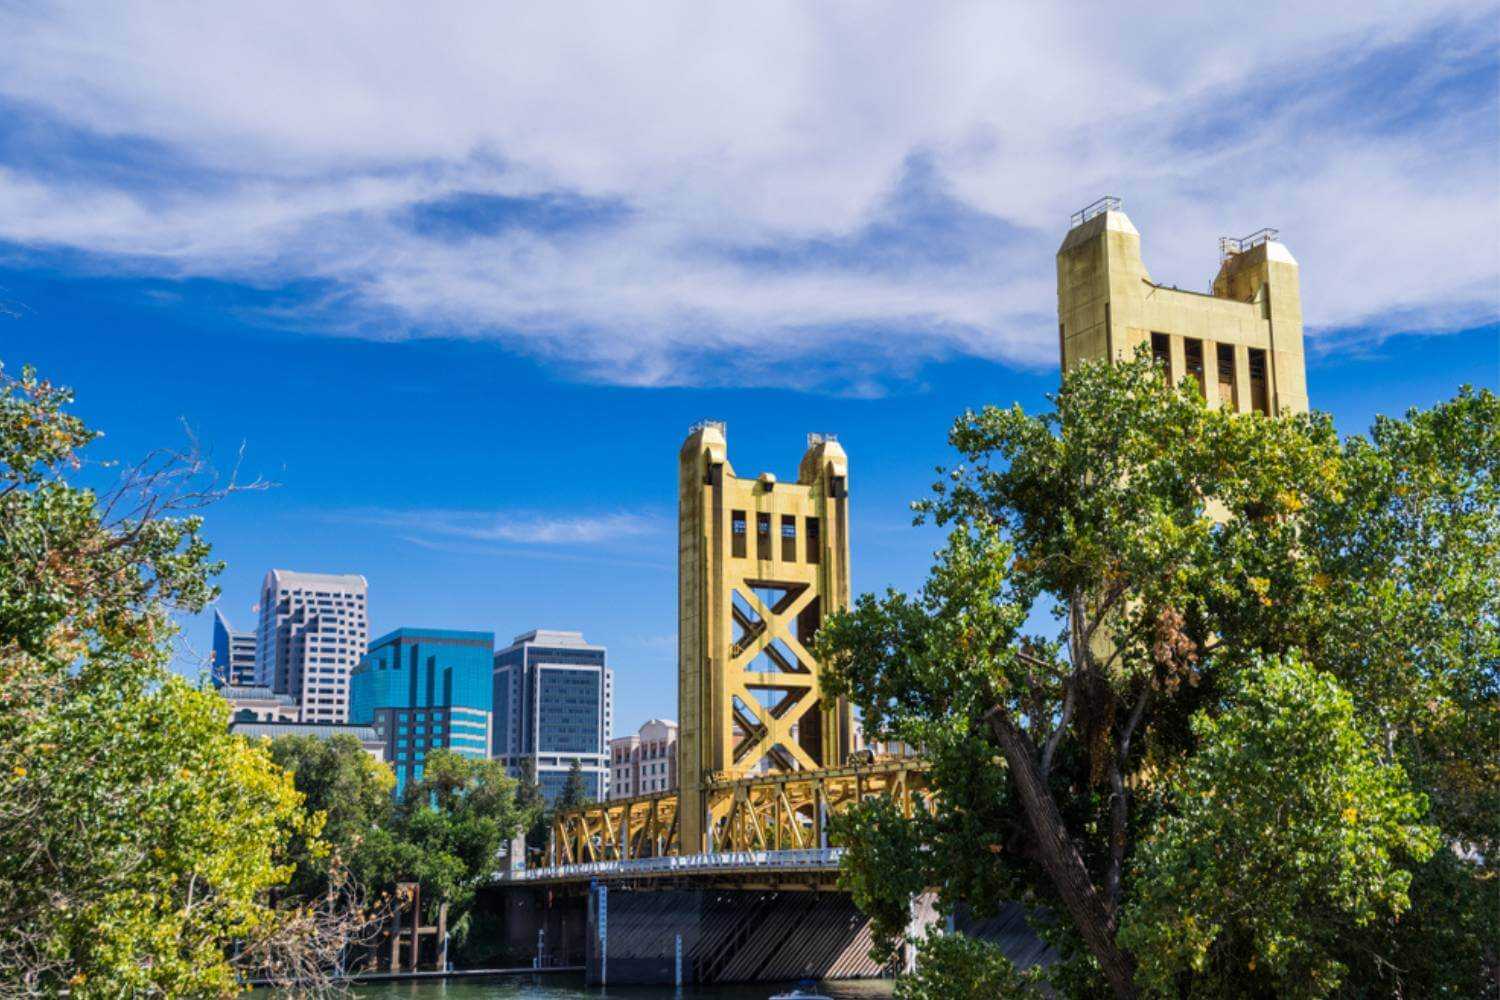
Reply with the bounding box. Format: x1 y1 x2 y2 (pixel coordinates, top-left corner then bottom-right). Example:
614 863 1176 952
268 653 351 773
583 886 896 986
493 848 1051 986
494 886 587 969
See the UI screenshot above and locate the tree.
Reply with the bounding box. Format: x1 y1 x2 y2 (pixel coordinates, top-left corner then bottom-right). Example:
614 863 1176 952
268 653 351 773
0 363 360 994
259 739 530 966
362 751 526 931
817 354 1497 998
267 733 395 898
1118 656 1436 996
895 929 1047 1000
555 758 593 812
1295 387 1499 998
513 757 548 859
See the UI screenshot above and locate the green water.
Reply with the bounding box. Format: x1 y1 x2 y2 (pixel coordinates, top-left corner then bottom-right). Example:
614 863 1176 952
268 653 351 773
347 975 893 999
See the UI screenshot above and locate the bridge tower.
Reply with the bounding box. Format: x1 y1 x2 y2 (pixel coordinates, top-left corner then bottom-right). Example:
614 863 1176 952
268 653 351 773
677 422 854 853
1057 196 1308 414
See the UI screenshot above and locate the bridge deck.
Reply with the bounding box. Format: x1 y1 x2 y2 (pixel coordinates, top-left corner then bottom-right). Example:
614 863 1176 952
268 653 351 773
503 848 844 885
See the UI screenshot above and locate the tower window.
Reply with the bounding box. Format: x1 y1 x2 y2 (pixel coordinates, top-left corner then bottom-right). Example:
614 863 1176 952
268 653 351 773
1217 343 1236 408
805 517 822 564
731 510 747 558
1151 332 1171 373
1183 338 1205 398
756 513 772 559
1248 348 1270 415
781 515 797 562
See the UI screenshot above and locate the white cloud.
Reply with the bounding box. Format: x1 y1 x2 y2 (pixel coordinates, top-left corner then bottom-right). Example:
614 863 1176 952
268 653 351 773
339 508 663 546
0 1 1494 387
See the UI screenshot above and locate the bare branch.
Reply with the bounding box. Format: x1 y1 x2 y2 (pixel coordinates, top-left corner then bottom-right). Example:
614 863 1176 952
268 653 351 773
233 864 392 998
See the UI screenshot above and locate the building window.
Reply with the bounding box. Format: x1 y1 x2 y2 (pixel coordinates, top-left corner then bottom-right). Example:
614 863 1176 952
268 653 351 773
1248 348 1270 415
1183 338 1205 399
731 510 747 558
1217 343 1236 408
1151 332 1171 372
805 516 821 564
780 515 797 562
756 513 772 559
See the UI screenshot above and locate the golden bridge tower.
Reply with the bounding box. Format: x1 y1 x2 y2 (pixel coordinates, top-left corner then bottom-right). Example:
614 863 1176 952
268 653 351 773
1057 196 1308 413
677 422 854 853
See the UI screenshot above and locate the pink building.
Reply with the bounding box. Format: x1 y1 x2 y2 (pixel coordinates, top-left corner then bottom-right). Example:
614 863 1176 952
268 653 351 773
609 718 677 799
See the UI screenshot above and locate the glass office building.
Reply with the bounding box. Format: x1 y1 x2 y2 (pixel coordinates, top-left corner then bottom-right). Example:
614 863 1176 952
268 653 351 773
493 629 612 803
349 627 494 796
211 608 257 688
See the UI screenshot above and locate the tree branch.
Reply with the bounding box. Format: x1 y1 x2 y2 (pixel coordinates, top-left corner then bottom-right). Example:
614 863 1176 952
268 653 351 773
1105 684 1153 911
1040 675 1077 779
984 701 1138 999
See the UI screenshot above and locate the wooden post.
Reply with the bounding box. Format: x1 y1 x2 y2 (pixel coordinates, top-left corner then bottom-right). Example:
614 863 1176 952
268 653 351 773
388 898 402 972
438 902 450 971
408 882 422 971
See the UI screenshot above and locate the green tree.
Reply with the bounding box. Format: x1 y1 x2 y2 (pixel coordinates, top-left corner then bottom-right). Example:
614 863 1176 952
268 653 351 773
267 733 395 897
0 363 344 994
1298 388 1499 998
513 757 549 860
1118 656 1436 996
817 355 1497 998
895 929 1048 1000
362 751 526 932
555 757 593 812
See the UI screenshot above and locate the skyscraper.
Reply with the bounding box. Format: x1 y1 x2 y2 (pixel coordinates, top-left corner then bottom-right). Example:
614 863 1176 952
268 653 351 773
254 570 369 723
492 629 613 803
211 608 257 687
349 627 494 796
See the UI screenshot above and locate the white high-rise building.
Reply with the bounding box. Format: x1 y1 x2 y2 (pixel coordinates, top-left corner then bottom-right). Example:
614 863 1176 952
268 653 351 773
255 570 369 723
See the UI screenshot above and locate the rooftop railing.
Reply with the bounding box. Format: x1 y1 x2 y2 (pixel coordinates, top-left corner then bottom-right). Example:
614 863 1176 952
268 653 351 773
1219 228 1280 261
1070 196 1122 228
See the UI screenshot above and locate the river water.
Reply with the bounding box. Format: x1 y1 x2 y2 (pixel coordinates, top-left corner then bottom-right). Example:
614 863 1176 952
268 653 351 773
347 974 894 999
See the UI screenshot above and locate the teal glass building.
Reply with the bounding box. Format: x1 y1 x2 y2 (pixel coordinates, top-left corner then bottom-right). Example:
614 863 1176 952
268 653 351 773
349 627 494 796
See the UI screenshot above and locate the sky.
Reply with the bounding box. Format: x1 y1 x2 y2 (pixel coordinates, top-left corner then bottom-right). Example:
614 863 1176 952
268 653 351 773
0 2 1496 732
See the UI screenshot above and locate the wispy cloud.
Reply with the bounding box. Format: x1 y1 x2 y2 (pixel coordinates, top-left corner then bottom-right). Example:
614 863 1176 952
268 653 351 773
395 533 672 573
337 508 664 546
0 2 1494 388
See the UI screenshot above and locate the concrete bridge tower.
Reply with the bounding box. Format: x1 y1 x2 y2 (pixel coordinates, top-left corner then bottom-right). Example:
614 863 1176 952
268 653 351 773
676 422 854 853
1057 196 1308 414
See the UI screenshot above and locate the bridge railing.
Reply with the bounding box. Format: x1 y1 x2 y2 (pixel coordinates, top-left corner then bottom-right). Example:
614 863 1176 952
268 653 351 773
503 847 845 883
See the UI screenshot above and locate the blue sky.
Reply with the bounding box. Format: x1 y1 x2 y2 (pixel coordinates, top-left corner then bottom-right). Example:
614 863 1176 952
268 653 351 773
0 3 1496 730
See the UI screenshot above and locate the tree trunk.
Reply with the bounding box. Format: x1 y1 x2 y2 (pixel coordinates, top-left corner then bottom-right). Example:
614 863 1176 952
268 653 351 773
987 711 1138 1000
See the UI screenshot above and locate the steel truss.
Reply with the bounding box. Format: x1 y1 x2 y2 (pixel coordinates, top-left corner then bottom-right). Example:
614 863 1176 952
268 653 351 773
549 757 928 867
